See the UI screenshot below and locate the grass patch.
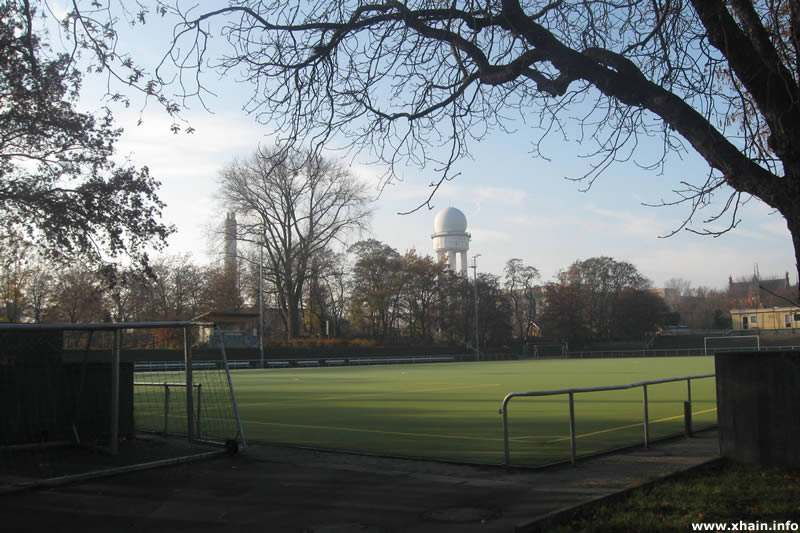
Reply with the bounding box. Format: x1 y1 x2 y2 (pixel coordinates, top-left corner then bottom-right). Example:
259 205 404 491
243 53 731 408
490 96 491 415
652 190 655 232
224 357 716 465
547 460 800 532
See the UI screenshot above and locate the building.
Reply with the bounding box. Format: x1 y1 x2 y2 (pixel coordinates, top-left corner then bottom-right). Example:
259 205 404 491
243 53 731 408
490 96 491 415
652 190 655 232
730 307 800 331
193 308 285 347
432 207 471 276
728 272 793 309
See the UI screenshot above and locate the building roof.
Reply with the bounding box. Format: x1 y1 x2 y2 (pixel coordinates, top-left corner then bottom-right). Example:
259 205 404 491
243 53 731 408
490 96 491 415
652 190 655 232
728 273 791 298
730 306 800 314
192 310 260 321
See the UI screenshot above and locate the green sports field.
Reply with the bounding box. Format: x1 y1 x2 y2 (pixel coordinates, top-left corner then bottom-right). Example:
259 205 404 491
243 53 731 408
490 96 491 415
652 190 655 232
228 356 717 466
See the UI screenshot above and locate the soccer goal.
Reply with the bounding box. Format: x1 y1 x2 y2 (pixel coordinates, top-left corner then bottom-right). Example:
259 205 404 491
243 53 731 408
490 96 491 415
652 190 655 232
529 342 568 358
703 334 761 355
0 321 245 492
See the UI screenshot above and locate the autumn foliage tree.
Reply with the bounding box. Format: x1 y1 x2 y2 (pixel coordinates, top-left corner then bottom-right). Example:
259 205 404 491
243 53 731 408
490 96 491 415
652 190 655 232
0 1 172 267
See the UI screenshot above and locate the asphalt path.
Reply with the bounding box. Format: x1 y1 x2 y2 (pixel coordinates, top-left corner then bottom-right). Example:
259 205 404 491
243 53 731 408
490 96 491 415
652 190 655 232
0 430 719 532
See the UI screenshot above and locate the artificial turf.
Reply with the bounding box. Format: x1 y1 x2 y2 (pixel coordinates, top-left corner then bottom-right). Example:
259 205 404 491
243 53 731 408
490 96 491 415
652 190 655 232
228 356 717 466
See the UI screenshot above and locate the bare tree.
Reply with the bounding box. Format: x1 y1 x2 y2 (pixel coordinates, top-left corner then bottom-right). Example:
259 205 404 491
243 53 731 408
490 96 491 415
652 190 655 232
51 264 105 323
59 0 800 291
503 258 540 341
0 234 32 322
305 248 349 337
220 147 372 339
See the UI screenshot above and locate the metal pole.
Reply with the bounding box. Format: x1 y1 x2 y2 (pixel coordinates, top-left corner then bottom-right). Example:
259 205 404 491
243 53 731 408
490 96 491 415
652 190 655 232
687 378 692 406
196 383 202 438
642 384 649 448
219 331 247 449
184 327 194 442
163 383 170 435
259 239 265 369
684 401 693 437
501 401 511 467
568 392 577 465
684 377 693 437
110 329 120 455
471 254 481 362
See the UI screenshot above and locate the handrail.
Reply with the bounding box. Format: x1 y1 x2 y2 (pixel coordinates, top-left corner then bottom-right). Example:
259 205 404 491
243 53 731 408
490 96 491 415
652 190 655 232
498 373 716 467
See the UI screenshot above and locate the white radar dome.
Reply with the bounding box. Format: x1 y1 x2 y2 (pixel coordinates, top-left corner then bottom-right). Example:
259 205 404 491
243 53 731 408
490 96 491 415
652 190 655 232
434 207 468 234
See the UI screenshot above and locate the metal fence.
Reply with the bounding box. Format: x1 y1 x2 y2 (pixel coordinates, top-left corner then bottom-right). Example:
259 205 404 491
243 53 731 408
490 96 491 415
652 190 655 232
498 373 716 467
557 345 800 359
132 355 462 369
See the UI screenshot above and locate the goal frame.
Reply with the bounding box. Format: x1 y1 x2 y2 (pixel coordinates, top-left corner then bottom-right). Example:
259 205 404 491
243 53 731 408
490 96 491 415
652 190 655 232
528 342 568 358
0 321 244 455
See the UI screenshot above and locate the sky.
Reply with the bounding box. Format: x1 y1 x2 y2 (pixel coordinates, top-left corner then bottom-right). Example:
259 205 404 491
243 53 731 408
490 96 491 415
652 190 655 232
58 4 796 291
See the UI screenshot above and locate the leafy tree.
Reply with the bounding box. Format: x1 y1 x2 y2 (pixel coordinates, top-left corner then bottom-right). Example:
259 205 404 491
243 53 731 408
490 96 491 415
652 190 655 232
220 147 372 339
348 239 404 338
475 273 513 349
400 250 446 339
435 270 474 345
611 288 669 339
542 256 653 342
0 1 172 266
561 257 650 340
431 269 512 351
538 282 591 346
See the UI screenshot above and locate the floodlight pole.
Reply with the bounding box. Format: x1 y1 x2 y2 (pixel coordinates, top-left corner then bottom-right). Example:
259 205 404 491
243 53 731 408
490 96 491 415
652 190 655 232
258 235 265 369
471 254 481 362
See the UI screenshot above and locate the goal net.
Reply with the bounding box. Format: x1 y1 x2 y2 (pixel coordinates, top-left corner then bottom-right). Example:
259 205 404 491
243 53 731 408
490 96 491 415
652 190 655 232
0 321 245 492
703 335 761 355
529 343 568 358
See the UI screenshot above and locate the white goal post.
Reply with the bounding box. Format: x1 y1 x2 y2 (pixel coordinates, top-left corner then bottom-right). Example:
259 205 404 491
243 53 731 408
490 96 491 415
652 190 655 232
529 343 568 358
704 335 761 355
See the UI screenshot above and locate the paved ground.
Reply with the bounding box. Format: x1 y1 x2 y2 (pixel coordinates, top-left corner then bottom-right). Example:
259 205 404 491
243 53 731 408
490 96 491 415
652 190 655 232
1 431 719 532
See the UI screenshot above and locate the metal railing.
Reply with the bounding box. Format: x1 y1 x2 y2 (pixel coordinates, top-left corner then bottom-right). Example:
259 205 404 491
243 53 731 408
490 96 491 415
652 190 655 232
559 345 800 358
498 373 716 467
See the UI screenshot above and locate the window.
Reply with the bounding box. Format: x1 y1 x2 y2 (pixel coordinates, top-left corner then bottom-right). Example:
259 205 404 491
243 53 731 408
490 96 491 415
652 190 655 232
786 314 793 328
750 315 758 324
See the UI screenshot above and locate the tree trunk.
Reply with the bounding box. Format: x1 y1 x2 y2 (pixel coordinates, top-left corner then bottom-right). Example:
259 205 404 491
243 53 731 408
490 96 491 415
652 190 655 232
286 292 300 339
285 279 304 340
